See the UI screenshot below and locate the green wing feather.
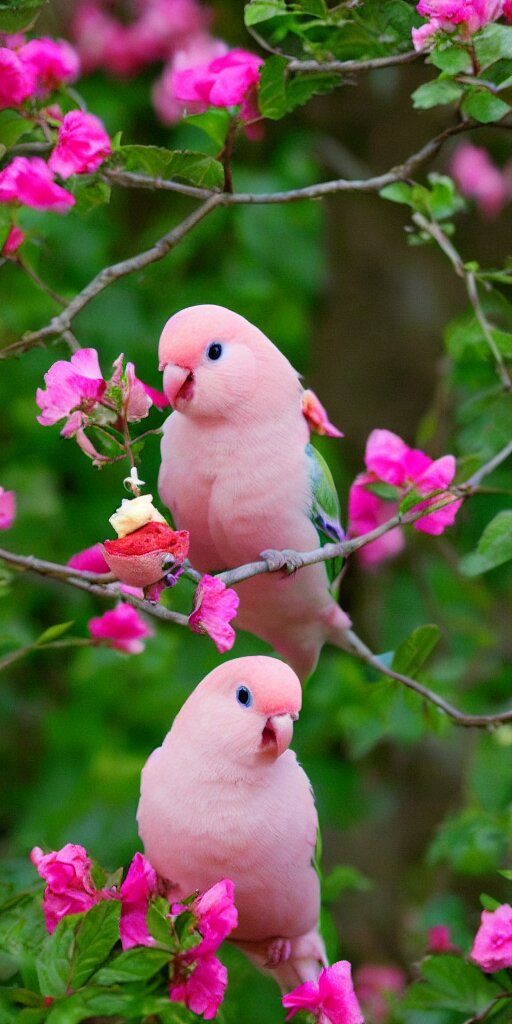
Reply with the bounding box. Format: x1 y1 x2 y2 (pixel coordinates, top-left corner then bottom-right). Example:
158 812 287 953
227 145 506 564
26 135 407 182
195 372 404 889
306 442 344 595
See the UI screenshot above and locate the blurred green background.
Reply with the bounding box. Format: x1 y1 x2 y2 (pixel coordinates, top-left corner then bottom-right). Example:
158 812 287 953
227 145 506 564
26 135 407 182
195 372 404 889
1 2 512 1022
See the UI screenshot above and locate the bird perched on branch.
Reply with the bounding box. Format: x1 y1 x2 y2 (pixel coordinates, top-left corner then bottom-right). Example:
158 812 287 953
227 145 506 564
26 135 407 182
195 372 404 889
157 304 350 680
137 656 327 989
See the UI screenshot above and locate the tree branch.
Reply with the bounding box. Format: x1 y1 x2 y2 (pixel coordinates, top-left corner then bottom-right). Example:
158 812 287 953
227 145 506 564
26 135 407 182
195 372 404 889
287 50 420 75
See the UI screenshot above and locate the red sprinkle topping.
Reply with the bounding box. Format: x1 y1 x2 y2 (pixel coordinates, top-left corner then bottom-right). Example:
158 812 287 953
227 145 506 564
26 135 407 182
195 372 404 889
104 522 189 560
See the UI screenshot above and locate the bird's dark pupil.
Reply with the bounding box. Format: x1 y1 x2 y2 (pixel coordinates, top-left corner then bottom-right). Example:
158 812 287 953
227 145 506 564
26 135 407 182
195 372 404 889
238 688 249 704
208 343 222 360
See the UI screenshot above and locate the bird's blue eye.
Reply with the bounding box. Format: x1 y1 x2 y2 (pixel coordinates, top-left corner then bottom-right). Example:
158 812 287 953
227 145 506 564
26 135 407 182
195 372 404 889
236 685 253 708
207 342 223 361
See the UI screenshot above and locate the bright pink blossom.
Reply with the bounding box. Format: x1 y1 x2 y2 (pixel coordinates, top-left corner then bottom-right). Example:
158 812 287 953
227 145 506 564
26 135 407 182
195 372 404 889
354 964 406 1024
0 487 15 529
505 0 512 18
2 225 25 257
302 389 343 438
88 602 153 654
413 0 504 49
36 348 106 428
451 143 508 218
427 925 459 954
68 543 110 574
172 48 263 121
19 37 80 94
0 157 75 213
141 382 170 410
173 879 238 958
283 960 364 1024
0 46 35 109
348 475 405 567
152 35 228 123
119 852 157 950
30 843 104 933
49 110 111 179
189 575 239 653
169 955 228 1020
471 903 512 972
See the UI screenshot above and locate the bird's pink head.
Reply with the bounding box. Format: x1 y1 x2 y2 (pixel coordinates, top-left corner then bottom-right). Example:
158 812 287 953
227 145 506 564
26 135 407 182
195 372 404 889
158 304 299 421
173 656 302 771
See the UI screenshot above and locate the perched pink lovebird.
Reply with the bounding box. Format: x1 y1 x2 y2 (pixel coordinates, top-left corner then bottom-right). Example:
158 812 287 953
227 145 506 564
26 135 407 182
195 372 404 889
158 304 350 680
137 656 327 989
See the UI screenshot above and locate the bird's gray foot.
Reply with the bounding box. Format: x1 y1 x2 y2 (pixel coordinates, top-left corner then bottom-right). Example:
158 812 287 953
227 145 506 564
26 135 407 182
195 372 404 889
264 937 292 968
260 548 303 575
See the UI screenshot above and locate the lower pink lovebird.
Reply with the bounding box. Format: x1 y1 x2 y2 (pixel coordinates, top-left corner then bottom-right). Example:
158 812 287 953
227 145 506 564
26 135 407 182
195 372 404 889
157 304 350 681
137 656 327 989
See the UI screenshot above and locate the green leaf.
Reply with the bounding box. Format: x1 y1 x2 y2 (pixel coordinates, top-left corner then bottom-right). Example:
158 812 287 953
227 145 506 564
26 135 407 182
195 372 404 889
71 178 111 215
412 78 463 109
392 624 441 677
244 0 288 26
183 109 231 148
475 23 512 65
147 899 173 946
109 146 224 190
365 481 400 500
0 0 45 32
460 511 512 576
285 73 339 111
420 955 501 1013
35 917 76 997
69 900 121 988
379 182 414 206
462 89 510 122
429 809 509 874
0 110 33 148
257 55 289 119
322 865 373 902
480 892 502 911
94 946 169 984
430 44 472 74
36 622 74 646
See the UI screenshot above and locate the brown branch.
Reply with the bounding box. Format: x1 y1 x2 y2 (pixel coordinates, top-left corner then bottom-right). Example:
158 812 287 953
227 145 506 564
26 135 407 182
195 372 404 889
287 50 420 75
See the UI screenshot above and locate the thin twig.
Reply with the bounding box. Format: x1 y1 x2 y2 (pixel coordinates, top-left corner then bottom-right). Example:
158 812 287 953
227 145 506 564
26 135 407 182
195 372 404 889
287 50 420 75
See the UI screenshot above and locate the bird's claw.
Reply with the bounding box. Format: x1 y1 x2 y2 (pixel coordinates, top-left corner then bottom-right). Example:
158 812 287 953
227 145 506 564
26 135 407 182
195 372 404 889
264 938 291 968
261 548 303 575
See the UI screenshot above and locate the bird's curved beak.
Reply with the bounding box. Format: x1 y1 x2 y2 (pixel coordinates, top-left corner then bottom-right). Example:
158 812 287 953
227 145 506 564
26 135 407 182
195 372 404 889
161 363 194 408
261 713 296 758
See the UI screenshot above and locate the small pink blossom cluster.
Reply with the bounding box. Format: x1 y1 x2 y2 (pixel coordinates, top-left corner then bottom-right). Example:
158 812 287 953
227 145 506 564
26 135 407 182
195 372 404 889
31 844 237 1020
36 348 168 459
0 35 79 110
89 602 153 654
471 903 512 972
283 960 364 1024
189 574 240 653
161 48 264 127
412 0 511 51
302 389 344 438
451 142 512 219
0 486 15 529
348 429 462 567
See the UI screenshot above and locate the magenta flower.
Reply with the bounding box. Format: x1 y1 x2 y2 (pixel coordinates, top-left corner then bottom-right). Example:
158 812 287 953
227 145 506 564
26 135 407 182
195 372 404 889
413 0 504 49
36 348 106 429
471 904 512 972
18 37 80 95
141 382 170 410
0 46 35 109
173 879 238 958
0 157 75 213
172 48 263 121
189 575 239 653
30 843 105 933
68 543 110 573
348 429 462 566
427 925 459 954
0 487 15 529
354 964 406 1024
152 35 228 124
302 389 343 438
2 225 25 258
119 852 158 950
283 961 364 1024
88 602 153 654
49 110 111 179
451 143 508 219
169 955 228 1020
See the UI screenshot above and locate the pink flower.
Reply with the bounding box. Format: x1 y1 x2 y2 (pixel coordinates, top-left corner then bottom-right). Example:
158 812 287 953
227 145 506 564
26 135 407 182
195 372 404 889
169 955 228 1020
0 487 15 529
19 37 80 95
451 143 508 218
283 961 364 1024
36 348 106 428
30 843 104 933
348 429 462 566
48 111 111 179
88 602 153 654
302 389 343 438
68 543 110 574
141 382 170 410
354 965 406 1024
189 575 239 653
110 353 168 419
119 852 157 950
413 0 504 48
505 0 512 18
2 225 25 258
173 879 238 958
427 925 459 954
172 48 263 121
0 46 35 109
152 34 228 124
471 904 512 972
0 157 75 213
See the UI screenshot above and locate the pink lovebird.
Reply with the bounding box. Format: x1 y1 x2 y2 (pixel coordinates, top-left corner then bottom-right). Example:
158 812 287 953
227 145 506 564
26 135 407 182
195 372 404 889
158 304 350 680
137 656 327 989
